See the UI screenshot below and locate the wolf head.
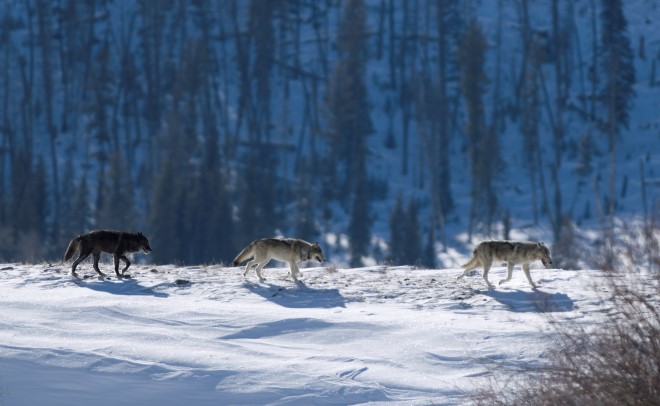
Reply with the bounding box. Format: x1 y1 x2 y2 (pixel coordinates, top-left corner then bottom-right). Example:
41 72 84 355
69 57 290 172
537 242 552 268
310 242 325 263
137 232 152 254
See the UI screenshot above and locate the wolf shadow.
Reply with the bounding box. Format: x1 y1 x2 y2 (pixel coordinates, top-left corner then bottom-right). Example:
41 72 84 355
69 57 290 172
244 280 346 309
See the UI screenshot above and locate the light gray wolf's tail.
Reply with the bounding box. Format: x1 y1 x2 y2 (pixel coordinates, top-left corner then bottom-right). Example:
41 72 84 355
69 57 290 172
63 237 81 261
461 252 480 269
232 241 256 266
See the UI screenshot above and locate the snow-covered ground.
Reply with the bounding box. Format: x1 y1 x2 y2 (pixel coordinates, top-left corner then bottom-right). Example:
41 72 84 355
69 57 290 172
0 262 610 405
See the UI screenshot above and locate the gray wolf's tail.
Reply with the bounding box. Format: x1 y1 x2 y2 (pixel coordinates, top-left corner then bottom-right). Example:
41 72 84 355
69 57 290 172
63 237 80 261
461 252 479 269
232 242 255 266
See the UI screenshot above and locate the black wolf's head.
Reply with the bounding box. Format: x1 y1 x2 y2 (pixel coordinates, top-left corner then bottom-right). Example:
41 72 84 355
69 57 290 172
537 242 552 268
137 232 152 254
311 242 325 263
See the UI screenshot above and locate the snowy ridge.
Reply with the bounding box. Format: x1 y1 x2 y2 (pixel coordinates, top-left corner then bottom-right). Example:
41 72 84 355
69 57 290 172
0 263 611 405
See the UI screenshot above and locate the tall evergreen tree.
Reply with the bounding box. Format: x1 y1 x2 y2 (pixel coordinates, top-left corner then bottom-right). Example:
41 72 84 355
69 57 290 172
388 194 407 264
348 169 371 268
10 152 47 260
402 198 422 266
324 0 373 204
294 159 318 243
422 226 436 269
69 176 93 235
237 151 278 248
324 0 373 265
148 117 190 265
599 0 635 219
458 22 500 237
149 154 187 265
184 133 234 264
96 153 136 231
388 195 423 266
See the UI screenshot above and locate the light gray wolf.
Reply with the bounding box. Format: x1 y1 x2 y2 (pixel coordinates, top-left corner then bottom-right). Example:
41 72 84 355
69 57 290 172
64 230 152 278
233 238 325 282
457 240 553 289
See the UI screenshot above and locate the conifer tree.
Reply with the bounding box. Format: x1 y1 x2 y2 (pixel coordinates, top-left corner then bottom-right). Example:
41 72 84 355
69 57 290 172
149 155 186 265
422 227 436 269
599 0 635 219
348 171 371 267
96 153 136 231
403 198 422 266
324 0 373 265
388 194 407 264
324 0 373 204
458 22 500 237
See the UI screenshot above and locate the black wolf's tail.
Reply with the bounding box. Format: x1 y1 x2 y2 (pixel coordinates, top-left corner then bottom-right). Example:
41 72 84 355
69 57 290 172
63 237 80 261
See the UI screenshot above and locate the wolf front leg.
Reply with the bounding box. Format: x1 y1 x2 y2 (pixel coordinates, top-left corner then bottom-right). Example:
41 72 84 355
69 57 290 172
288 261 301 282
522 263 538 288
114 254 131 278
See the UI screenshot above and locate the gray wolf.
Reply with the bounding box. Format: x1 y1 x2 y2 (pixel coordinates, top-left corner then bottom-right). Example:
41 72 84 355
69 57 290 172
64 230 152 278
233 238 325 282
457 240 553 289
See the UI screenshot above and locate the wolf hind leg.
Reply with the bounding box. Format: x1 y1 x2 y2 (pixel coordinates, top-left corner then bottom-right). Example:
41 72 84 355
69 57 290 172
457 267 472 280
498 262 515 286
457 257 479 280
243 260 257 277
481 261 494 289
253 262 267 281
70 251 90 277
115 255 131 278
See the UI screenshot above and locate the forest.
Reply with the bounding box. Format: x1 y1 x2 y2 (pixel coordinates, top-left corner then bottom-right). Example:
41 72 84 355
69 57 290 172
0 0 653 266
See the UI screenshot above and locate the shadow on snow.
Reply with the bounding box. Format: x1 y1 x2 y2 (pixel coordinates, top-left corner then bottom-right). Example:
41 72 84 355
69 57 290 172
486 288 574 313
74 278 169 298
243 280 346 309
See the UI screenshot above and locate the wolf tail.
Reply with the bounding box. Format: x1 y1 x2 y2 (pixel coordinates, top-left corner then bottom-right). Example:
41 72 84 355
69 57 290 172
63 237 80 261
232 241 255 266
460 253 480 270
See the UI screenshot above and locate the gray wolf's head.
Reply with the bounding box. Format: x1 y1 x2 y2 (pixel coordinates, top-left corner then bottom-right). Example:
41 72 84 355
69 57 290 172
537 242 552 268
311 242 325 263
138 232 152 254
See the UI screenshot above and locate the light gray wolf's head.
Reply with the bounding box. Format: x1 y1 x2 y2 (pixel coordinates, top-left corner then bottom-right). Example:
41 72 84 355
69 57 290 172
537 242 552 268
311 242 325 263
137 232 152 254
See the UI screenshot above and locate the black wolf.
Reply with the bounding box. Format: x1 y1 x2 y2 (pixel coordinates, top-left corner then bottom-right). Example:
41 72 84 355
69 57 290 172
63 230 152 278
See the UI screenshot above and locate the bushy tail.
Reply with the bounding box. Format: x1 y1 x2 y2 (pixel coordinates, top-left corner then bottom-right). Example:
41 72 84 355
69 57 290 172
63 237 80 261
232 242 255 266
461 253 480 270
